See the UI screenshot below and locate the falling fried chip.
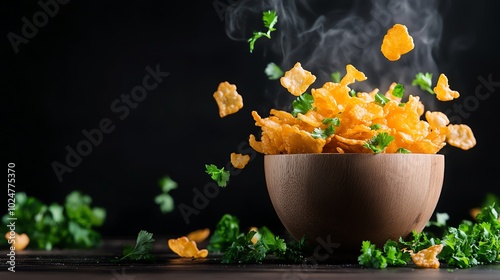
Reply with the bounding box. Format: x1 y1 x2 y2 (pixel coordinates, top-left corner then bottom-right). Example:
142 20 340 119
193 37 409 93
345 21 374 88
381 23 415 61
409 244 444 269
280 62 316 96
230 153 250 169
434 73 460 101
186 228 210 243
168 236 208 258
4 232 30 251
213 81 243 117
446 124 476 150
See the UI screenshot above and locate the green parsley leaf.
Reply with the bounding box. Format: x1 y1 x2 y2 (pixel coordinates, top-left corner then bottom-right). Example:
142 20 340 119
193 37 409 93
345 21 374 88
116 230 155 261
265 62 284 80
369 124 382 130
396 147 411 154
207 214 241 253
349 89 357 97
248 10 278 53
358 240 388 269
412 72 435 94
205 164 230 187
374 92 390 106
291 93 314 117
331 71 341 83
155 176 177 214
363 132 394 154
392 83 405 98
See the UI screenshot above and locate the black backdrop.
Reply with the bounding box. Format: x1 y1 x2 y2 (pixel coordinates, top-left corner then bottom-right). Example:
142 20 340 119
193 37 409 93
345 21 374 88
3 0 500 238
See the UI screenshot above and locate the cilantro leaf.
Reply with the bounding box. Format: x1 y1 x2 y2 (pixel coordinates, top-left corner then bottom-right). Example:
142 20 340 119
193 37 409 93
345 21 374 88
412 72 435 94
369 124 382 130
311 118 339 139
392 83 405 98
396 147 411 154
248 10 278 53
331 71 341 83
265 62 284 80
207 214 241 253
117 230 155 261
374 92 390 106
155 176 177 214
205 164 230 187
291 93 314 117
363 132 394 154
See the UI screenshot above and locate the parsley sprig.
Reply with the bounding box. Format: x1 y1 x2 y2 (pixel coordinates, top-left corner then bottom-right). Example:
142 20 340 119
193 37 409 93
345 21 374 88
248 10 278 53
291 93 314 117
412 72 435 94
116 230 155 261
363 132 394 154
154 176 177 214
205 164 230 187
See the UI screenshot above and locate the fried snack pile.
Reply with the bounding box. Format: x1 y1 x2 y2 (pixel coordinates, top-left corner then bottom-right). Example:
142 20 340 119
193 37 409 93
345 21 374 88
248 61 476 155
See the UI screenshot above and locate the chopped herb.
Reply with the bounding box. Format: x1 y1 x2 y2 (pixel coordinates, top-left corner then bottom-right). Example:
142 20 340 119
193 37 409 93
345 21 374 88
116 230 155 261
370 124 382 130
291 93 314 117
331 71 341 83
392 83 405 98
207 214 241 253
265 62 284 80
248 10 278 53
205 164 230 187
349 89 357 97
396 147 411 153
363 132 394 153
1 191 106 250
374 92 390 106
154 176 177 214
412 72 435 94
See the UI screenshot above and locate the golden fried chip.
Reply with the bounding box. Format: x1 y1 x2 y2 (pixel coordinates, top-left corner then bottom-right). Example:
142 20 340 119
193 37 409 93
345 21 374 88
213 81 243 117
280 62 316 96
4 232 29 251
168 236 208 258
434 73 460 101
425 111 450 128
446 124 476 150
409 244 444 269
381 23 415 61
340 64 367 87
186 228 211 243
231 152 250 169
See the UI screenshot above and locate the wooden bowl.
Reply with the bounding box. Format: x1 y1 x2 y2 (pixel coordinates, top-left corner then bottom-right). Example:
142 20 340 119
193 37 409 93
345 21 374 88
264 153 444 259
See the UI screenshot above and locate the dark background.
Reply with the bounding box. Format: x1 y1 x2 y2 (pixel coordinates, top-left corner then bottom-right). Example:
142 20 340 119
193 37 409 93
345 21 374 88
3 0 500 239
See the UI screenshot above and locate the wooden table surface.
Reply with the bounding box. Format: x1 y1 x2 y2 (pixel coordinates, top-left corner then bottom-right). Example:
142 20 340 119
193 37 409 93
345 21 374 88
2 237 500 280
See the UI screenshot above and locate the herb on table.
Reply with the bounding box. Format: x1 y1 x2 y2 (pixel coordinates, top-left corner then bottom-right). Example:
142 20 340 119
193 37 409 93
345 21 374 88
1 191 106 250
265 62 284 80
363 132 394 154
205 164 230 187
412 72 435 94
207 213 240 253
116 230 155 261
248 10 278 53
154 176 178 214
209 213 313 264
291 93 314 117
359 203 500 269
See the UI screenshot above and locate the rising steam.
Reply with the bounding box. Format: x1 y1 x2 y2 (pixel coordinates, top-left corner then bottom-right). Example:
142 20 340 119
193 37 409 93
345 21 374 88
225 0 449 110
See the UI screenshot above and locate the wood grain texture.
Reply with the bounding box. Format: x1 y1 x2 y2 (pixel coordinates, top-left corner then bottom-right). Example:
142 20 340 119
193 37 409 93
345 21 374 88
264 153 444 257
